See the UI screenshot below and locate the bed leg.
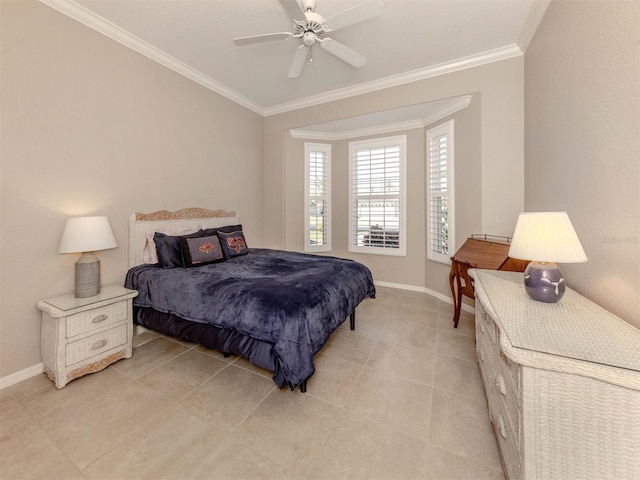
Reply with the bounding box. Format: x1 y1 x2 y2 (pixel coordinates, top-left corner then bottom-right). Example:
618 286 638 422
350 311 355 330
300 379 307 393
223 352 230 358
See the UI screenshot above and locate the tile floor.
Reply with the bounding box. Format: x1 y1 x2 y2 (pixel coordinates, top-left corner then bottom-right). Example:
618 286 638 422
0 287 504 480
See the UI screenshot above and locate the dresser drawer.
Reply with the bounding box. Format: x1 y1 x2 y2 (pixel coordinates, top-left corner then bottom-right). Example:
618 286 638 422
493 410 522 480
65 324 128 366
65 301 128 338
488 368 521 447
498 349 521 400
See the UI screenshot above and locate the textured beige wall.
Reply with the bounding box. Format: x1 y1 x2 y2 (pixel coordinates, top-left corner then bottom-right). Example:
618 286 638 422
0 1 264 377
264 59 524 295
524 0 640 326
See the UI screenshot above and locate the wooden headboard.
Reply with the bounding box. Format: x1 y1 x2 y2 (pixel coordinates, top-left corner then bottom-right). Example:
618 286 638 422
128 207 239 268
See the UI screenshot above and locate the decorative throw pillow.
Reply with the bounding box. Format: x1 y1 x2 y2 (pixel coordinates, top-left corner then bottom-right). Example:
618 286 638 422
154 230 204 268
218 230 249 258
180 235 224 267
154 225 244 268
200 224 243 237
143 227 198 264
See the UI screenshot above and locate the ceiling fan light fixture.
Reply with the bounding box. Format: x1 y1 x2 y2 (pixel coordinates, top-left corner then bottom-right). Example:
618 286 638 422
302 31 316 45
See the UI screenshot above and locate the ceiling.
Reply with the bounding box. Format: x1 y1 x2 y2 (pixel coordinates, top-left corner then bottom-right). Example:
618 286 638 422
41 0 550 116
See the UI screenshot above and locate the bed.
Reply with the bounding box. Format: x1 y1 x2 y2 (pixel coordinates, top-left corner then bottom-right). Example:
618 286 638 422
124 208 376 392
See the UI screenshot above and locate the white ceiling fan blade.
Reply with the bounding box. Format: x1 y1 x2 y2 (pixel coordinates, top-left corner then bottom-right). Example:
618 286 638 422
319 38 366 68
234 32 293 46
324 0 383 32
279 0 305 18
288 44 310 78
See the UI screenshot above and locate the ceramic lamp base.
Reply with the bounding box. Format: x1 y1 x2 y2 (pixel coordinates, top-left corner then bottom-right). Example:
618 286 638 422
523 261 566 303
75 252 100 298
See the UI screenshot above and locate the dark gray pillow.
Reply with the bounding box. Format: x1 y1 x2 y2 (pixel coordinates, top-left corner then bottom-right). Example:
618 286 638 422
180 234 224 267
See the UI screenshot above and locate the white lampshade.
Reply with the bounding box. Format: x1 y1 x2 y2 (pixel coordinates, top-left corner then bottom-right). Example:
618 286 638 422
58 216 118 254
509 212 587 263
58 216 118 298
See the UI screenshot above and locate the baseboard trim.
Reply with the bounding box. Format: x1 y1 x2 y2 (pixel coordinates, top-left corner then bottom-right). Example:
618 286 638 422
0 363 44 390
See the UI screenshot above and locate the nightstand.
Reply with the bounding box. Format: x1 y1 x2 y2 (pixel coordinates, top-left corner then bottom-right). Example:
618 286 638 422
37 285 138 388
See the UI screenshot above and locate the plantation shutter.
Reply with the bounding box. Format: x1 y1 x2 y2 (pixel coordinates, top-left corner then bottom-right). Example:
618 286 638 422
305 144 331 252
351 138 402 249
427 120 454 263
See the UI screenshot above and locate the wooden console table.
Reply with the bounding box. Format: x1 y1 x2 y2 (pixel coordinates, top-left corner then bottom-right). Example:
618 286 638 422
449 235 528 327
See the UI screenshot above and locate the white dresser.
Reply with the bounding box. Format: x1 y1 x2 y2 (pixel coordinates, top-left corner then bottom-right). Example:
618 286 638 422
37 285 138 388
468 269 640 480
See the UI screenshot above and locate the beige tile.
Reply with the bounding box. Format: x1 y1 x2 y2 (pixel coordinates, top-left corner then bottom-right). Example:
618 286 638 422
188 438 293 480
0 373 52 401
232 356 274 379
424 442 505 480
305 353 363 406
0 430 80 480
310 410 428 480
357 304 439 350
429 388 502 471
319 322 378 365
433 354 485 399
441 308 477 337
233 388 341 476
177 365 274 432
82 405 227 480
20 367 131 428
195 343 239 362
345 366 432 441
137 349 229 401
0 397 41 452
44 379 170 470
110 337 190 379
132 330 158 348
437 328 478 362
366 339 436 386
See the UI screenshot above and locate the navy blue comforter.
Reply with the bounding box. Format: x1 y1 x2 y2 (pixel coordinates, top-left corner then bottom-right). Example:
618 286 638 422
125 248 375 389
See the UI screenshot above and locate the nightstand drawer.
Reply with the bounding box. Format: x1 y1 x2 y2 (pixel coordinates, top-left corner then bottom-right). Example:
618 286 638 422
66 301 128 338
65 324 128 366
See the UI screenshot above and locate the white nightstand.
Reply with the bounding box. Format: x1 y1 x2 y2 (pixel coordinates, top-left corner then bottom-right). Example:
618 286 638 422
37 285 138 389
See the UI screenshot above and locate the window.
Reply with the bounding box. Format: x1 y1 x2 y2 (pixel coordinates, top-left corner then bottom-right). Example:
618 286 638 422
427 120 455 264
304 143 331 252
349 135 406 256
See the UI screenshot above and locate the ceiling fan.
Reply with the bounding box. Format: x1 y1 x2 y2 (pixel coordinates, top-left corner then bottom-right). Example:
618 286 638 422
234 0 383 78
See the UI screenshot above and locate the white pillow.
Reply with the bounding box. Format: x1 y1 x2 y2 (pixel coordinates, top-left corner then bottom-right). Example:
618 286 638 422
142 227 201 264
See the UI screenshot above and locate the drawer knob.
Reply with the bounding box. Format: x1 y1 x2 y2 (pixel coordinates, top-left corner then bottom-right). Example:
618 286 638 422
91 339 108 350
500 351 510 365
92 314 108 323
495 374 507 395
496 415 508 439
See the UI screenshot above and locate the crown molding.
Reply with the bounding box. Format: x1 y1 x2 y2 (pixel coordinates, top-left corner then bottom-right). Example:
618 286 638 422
518 0 552 52
265 45 521 116
289 94 472 141
40 0 524 118
421 94 472 127
38 0 265 115
290 118 424 141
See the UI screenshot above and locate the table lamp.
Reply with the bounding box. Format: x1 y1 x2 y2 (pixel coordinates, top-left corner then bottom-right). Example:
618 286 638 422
58 216 118 298
508 212 587 303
